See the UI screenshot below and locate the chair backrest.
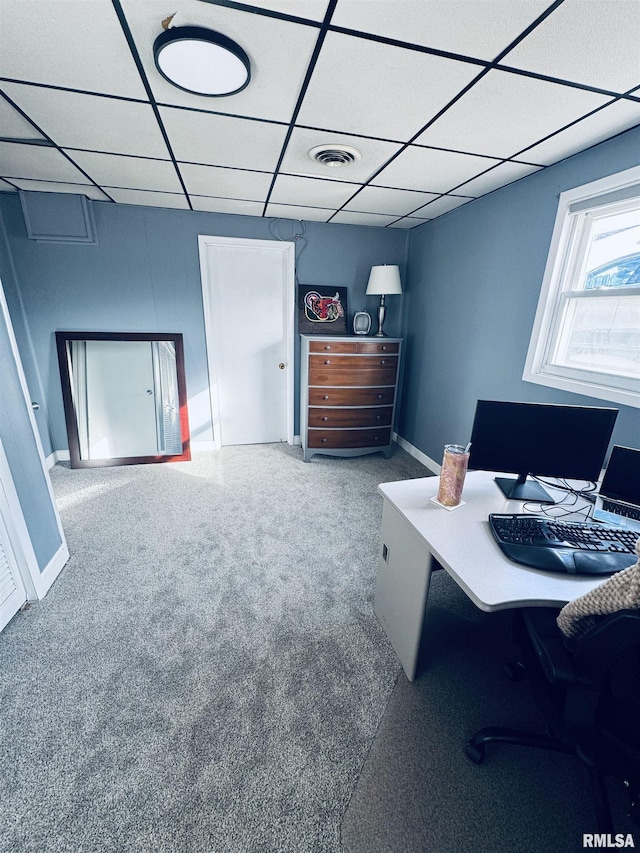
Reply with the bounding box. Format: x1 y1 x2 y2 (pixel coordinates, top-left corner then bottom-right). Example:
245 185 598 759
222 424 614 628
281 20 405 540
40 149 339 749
565 610 640 782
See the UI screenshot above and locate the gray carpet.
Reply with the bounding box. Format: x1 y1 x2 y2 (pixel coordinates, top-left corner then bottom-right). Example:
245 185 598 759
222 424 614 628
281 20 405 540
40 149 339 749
2 444 636 853
0 443 428 853
343 570 638 853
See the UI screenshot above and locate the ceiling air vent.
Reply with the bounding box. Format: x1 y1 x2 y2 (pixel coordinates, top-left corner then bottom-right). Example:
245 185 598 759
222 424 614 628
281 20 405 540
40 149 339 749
308 144 361 167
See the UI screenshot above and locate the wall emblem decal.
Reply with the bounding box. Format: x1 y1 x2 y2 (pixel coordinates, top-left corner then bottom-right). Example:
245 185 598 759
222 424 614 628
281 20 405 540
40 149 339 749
298 285 348 335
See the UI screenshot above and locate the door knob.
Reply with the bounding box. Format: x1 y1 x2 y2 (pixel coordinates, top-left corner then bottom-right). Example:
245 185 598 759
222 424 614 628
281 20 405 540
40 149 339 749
279 363 285 369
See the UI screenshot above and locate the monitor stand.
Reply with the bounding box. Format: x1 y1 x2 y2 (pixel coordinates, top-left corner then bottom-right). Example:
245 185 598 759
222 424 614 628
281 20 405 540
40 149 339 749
494 474 554 504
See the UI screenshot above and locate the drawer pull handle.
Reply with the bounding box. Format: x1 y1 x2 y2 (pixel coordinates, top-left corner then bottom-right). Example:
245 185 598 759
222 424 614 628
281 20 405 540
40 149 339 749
380 360 386 365
377 394 383 399
323 395 329 400
324 359 331 364
324 345 331 350
376 415 381 420
322 417 328 421
322 438 328 443
374 435 379 441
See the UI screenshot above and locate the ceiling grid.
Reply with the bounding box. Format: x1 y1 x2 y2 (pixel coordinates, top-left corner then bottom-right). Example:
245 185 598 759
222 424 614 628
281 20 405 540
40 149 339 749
0 0 638 227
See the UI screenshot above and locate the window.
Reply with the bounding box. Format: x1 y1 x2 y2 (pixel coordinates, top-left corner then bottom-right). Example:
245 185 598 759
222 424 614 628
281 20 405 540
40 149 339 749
524 166 640 409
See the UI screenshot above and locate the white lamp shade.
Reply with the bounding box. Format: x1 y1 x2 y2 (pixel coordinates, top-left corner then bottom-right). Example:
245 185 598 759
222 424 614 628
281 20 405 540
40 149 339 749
366 265 402 296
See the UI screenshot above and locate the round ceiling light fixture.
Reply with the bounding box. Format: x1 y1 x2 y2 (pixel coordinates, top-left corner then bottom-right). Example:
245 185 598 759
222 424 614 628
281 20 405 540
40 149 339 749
153 26 251 97
308 145 362 167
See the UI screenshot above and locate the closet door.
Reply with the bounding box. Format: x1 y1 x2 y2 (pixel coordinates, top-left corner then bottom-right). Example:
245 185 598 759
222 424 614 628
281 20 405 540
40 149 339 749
0 502 27 634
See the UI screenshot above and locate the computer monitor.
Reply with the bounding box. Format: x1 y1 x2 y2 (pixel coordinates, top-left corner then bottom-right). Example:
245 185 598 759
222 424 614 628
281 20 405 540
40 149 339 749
468 400 618 503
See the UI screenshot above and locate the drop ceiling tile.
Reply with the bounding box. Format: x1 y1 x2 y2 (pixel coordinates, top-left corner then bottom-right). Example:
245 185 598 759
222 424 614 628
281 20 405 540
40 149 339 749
0 83 169 158
297 31 481 140
190 197 265 216
0 0 147 98
64 151 183 193
265 203 333 222
455 161 542 196
330 211 400 227
520 99 640 166
281 127 403 182
244 0 329 20
180 163 272 200
0 142 88 183
331 0 551 62
501 0 640 94
387 217 429 229
0 97 47 141
9 179 110 201
414 195 474 218
0 179 17 192
120 0 318 122
372 146 500 194
414 69 611 159
159 107 288 171
342 185 439 216
269 174 359 208
104 188 189 209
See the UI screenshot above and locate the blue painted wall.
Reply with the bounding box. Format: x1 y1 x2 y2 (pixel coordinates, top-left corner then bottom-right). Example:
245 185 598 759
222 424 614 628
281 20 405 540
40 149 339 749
2 123 637 493
0 194 407 455
400 125 640 465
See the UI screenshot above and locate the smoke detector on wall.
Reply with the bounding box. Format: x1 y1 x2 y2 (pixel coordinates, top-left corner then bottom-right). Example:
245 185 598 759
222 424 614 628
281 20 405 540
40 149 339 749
308 145 362 167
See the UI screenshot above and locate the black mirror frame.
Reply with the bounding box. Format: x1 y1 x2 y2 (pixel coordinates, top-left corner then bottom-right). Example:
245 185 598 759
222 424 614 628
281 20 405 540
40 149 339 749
55 331 191 469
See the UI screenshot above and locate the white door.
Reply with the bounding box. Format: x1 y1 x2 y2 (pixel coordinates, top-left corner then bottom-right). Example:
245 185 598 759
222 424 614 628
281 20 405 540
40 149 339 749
199 236 295 447
0 482 27 634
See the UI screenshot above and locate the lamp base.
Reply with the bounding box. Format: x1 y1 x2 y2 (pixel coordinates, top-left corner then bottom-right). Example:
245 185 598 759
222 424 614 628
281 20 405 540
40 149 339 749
374 297 387 336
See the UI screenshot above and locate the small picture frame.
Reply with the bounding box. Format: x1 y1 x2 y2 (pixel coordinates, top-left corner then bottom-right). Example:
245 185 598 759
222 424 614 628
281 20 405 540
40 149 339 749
353 311 371 335
298 285 348 335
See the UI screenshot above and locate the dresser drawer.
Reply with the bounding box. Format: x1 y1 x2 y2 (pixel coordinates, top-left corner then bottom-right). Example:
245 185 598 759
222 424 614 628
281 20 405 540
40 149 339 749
309 367 397 387
308 406 393 428
308 387 396 406
355 341 399 354
309 354 398 371
308 427 392 449
309 340 357 354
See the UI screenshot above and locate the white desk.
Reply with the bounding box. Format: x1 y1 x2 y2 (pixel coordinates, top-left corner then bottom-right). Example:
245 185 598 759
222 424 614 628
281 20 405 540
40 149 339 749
374 470 606 681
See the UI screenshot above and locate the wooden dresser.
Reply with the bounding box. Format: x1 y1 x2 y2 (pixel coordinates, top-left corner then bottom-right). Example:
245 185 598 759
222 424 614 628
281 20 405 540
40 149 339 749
300 335 402 462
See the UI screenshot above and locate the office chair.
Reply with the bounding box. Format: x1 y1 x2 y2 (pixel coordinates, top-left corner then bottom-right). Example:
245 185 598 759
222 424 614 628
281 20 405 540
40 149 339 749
465 606 640 832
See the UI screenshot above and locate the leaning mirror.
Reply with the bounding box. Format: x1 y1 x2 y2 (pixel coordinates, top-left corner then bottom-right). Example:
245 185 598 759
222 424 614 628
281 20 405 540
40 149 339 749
56 331 191 469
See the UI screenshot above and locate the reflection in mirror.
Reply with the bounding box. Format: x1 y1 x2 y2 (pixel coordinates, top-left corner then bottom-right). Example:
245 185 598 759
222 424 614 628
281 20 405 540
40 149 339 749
56 332 191 468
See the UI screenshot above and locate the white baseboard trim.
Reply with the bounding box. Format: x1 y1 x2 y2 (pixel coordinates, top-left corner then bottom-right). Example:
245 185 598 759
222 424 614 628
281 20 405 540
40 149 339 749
393 434 441 474
30 541 69 600
47 450 70 469
191 441 217 453
192 439 301 451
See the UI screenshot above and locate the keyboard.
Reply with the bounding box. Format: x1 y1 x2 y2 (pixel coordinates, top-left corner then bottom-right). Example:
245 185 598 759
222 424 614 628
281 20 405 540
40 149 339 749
489 513 639 576
602 498 640 522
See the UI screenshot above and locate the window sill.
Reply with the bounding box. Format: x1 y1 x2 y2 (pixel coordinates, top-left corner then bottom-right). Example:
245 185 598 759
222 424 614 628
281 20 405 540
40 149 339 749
523 368 640 409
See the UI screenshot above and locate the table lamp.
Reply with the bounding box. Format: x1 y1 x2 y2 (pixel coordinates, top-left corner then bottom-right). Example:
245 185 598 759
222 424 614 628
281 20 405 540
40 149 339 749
366 265 402 336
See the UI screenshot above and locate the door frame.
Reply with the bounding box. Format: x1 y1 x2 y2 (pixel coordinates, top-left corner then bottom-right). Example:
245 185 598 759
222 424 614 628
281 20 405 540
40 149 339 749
0 436 28 629
0 279 68 601
198 235 296 450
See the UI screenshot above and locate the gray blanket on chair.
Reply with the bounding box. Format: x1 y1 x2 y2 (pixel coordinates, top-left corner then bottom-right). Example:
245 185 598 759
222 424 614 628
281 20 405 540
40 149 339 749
557 536 640 645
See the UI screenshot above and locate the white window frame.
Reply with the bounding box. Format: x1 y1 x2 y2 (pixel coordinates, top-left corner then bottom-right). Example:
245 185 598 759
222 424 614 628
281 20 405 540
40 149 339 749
523 166 640 409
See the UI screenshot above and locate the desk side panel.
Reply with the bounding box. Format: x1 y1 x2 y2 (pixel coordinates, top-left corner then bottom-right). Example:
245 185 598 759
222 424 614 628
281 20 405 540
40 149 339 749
374 500 432 681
